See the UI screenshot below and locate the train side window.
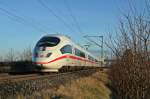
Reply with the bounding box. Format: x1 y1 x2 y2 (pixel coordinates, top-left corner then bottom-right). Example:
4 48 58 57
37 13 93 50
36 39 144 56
91 57 95 61
80 52 85 58
75 48 85 58
88 55 91 60
60 45 72 54
95 59 98 62
88 55 94 61
88 55 90 60
75 48 80 56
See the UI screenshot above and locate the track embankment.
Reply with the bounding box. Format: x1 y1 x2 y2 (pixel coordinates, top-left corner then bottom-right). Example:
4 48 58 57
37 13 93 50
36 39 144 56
0 69 105 99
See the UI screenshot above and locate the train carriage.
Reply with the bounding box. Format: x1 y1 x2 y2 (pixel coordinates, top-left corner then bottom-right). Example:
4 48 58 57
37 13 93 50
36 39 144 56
32 34 102 72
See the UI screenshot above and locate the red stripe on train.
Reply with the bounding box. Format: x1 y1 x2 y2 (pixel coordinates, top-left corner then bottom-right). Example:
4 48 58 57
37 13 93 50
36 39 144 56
35 55 97 64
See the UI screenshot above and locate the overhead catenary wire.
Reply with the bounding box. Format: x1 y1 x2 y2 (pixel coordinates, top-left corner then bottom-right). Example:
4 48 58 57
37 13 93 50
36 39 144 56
37 0 76 33
63 0 83 34
63 0 91 48
63 0 104 57
0 1 59 33
37 0 101 55
0 7 48 33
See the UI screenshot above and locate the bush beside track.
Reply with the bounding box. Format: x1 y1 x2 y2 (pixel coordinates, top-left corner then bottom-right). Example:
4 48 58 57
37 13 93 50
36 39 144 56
0 61 35 73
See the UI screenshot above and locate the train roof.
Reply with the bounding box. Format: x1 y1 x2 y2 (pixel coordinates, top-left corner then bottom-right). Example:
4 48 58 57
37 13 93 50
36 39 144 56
43 34 71 38
41 34 99 60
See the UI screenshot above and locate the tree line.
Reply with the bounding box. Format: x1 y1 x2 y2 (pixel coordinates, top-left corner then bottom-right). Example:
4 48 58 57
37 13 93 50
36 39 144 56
0 47 32 63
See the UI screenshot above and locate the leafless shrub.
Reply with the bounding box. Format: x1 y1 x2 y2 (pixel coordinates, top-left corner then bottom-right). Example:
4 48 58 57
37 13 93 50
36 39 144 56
19 47 32 62
107 1 150 99
0 56 4 63
4 47 32 62
5 48 16 62
10 47 33 73
110 50 150 99
0 47 33 73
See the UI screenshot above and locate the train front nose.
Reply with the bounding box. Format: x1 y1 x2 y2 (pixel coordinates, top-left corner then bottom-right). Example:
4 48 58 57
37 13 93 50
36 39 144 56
32 36 60 71
33 46 52 64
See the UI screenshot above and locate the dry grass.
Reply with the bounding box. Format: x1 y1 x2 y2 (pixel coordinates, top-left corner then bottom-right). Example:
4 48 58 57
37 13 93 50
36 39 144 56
14 70 111 99
40 70 111 99
56 71 111 99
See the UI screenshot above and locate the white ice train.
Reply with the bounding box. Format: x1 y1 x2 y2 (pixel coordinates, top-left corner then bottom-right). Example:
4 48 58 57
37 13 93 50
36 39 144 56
32 34 102 72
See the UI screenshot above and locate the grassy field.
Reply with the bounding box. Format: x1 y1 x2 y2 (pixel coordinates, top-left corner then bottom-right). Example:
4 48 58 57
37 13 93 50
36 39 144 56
16 69 112 99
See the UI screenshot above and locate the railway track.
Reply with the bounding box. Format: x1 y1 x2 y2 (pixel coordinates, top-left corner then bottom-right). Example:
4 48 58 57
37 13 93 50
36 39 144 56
0 68 99 83
0 68 100 98
0 74 39 82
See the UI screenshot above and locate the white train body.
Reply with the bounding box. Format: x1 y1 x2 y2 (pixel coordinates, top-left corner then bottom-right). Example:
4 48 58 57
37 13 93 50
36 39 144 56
32 34 102 72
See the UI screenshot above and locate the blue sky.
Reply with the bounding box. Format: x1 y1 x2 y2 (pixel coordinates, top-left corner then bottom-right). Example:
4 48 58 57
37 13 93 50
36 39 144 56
0 0 145 55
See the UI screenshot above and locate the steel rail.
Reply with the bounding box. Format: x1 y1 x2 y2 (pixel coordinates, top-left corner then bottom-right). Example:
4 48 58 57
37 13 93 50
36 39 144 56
0 68 100 83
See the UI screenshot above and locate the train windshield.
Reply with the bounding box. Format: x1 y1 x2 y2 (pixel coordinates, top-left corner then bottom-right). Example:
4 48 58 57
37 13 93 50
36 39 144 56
37 37 60 47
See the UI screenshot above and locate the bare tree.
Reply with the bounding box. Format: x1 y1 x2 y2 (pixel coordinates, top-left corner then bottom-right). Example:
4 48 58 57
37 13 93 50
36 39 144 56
5 48 16 62
19 47 32 61
0 56 3 62
107 1 150 99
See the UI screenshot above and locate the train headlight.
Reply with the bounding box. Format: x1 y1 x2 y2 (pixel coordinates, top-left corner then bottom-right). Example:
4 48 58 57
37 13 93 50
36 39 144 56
46 53 52 57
